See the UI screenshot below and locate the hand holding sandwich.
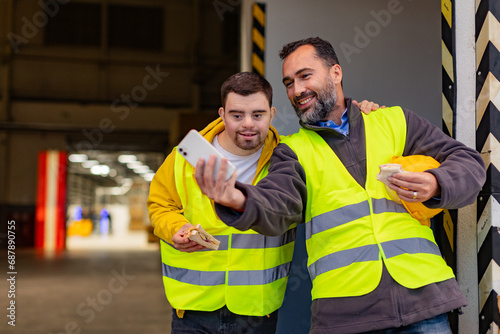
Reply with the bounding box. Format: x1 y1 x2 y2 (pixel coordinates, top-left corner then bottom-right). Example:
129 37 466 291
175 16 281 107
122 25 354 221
387 171 441 203
173 223 207 253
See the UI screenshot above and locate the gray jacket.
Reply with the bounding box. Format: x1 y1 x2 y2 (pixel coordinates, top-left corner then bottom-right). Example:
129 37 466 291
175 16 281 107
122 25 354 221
216 98 486 333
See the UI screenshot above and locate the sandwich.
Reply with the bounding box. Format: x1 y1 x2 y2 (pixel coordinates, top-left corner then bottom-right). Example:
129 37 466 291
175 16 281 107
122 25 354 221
376 163 405 186
376 163 406 204
184 224 220 250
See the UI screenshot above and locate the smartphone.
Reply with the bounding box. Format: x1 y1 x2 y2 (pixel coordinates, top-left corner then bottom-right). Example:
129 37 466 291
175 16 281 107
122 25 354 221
177 129 237 181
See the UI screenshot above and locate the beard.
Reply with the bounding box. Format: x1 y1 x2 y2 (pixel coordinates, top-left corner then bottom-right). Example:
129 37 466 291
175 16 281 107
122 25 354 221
233 131 264 152
293 79 337 125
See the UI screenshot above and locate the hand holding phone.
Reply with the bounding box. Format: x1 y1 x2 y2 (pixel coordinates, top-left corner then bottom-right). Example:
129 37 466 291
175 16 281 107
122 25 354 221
177 129 237 181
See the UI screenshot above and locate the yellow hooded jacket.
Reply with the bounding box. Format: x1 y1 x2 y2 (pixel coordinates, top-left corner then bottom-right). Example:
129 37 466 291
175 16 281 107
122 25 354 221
147 117 295 316
147 117 280 243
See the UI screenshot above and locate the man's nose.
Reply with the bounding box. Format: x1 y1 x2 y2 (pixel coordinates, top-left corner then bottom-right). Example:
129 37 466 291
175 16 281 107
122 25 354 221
242 116 254 128
294 81 307 97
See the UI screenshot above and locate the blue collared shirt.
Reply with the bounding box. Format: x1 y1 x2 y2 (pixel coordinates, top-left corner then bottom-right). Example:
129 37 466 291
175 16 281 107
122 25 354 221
317 108 349 136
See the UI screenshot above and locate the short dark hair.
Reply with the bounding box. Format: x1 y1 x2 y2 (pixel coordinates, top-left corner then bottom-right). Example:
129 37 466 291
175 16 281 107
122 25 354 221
221 72 273 108
279 37 340 68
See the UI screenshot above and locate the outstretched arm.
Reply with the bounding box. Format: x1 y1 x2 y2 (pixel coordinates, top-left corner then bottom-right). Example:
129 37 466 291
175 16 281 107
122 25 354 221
194 144 307 236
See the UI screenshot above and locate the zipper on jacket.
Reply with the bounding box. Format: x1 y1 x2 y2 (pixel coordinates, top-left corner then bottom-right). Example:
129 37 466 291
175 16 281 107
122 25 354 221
345 133 366 188
315 127 367 188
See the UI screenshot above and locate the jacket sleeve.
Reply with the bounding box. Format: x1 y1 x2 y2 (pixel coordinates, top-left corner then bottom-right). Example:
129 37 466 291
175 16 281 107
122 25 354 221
402 108 486 209
215 143 307 236
147 152 190 243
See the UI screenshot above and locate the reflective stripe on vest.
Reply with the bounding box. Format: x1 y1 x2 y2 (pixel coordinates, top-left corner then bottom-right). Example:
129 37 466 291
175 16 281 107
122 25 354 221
160 148 295 315
163 235 230 251
280 106 455 299
308 237 442 281
228 261 291 285
163 258 225 286
162 256 292 286
162 227 296 286
371 198 408 215
232 228 296 248
163 228 296 252
305 198 406 240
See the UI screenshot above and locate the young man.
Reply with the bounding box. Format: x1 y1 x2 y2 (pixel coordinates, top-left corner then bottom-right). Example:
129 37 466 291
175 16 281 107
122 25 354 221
195 38 486 333
148 71 380 333
148 72 287 333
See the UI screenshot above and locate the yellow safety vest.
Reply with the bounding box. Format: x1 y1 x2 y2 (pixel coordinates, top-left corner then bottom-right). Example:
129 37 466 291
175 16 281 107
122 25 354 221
280 107 454 300
161 151 296 316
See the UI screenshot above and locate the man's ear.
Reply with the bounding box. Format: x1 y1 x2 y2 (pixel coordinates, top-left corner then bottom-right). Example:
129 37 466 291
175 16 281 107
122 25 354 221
270 107 277 122
218 107 225 119
330 64 343 85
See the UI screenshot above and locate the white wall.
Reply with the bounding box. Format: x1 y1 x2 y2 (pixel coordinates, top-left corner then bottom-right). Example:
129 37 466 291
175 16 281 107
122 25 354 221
258 0 441 135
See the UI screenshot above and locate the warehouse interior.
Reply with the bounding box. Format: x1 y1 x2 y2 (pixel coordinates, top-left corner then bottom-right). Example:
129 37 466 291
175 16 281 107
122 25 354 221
1 1 240 333
0 0 240 248
1 0 498 333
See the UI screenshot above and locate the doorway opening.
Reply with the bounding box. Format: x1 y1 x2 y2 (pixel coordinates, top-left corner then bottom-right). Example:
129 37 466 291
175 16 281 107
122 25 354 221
65 150 164 251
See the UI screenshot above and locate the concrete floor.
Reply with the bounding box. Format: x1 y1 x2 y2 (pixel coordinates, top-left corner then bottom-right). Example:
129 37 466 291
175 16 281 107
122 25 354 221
0 247 172 334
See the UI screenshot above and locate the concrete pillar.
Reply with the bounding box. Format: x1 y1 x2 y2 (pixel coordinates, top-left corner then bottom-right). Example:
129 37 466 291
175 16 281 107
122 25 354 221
476 1 500 333
454 1 480 333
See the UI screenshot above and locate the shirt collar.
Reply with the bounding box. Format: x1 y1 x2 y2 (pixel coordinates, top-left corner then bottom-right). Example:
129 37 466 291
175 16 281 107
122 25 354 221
316 108 349 136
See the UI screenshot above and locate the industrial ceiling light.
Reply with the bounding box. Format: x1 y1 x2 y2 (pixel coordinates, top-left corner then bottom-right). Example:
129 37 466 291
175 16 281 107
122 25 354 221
82 160 99 168
126 161 142 169
133 166 151 174
68 154 88 162
118 155 137 163
90 165 110 175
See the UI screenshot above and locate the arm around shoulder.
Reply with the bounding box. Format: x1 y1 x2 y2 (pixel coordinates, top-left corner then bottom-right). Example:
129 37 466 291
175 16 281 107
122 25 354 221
215 143 307 236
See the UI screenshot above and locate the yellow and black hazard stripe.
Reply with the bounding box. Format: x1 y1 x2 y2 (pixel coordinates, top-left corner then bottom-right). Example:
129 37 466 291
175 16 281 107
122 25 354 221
476 0 500 333
441 0 454 138
438 0 456 263
252 2 266 76
438 0 456 266
435 1 458 332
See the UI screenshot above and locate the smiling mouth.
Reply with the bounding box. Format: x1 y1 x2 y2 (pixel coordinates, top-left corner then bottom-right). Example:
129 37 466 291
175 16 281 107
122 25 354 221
299 97 313 105
296 95 315 108
239 133 257 139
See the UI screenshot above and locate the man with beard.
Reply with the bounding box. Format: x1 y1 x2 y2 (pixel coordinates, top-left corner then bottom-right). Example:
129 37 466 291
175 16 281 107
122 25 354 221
148 71 380 333
194 38 486 333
